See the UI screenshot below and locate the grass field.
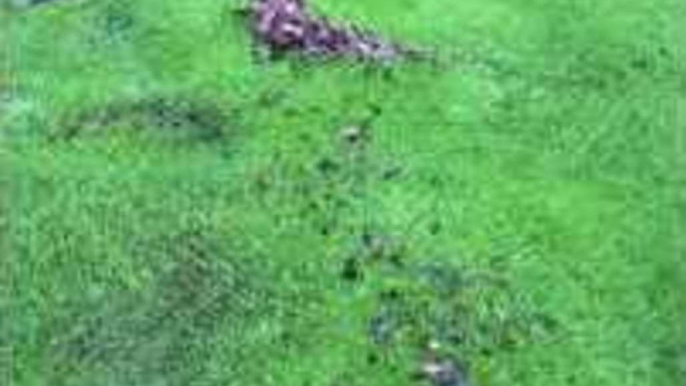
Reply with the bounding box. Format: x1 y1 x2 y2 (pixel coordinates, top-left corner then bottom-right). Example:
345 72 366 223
2 0 685 385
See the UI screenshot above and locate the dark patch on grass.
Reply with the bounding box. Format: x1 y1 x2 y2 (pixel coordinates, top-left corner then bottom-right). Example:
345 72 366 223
339 125 368 146
46 229 268 385
353 229 409 268
416 353 472 386
340 257 363 282
657 343 686 382
55 95 233 143
381 165 403 181
429 176 444 188
319 224 332 237
428 221 442 236
414 262 467 296
255 88 289 108
368 308 397 345
95 1 135 46
363 261 561 385
629 57 650 71
315 157 340 177
366 352 380 365
367 102 383 117
379 288 403 301
12 0 61 7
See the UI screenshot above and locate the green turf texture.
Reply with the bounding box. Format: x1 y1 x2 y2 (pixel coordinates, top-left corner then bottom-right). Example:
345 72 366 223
1 0 684 385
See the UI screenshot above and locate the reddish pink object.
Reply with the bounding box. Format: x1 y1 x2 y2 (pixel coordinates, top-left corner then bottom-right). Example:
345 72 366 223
246 0 415 61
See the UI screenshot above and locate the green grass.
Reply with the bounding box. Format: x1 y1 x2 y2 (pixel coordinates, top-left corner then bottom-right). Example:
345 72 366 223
2 0 684 385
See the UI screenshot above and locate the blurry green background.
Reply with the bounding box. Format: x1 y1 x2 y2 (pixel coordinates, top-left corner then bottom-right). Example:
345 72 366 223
1 0 684 385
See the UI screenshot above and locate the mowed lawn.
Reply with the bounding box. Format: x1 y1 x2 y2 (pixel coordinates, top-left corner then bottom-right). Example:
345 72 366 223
1 0 684 385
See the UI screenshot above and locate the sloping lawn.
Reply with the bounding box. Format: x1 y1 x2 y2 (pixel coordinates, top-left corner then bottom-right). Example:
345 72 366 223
2 0 684 385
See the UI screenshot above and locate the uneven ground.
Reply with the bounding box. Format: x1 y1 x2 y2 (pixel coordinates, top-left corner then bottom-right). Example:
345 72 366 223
2 0 685 385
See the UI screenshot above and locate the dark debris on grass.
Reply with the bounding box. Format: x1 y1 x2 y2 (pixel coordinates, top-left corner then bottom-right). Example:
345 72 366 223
53 95 234 143
357 251 563 386
237 0 432 64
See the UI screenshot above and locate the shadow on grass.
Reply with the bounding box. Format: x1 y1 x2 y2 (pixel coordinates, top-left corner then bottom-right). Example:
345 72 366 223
52 95 236 144
46 229 268 385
